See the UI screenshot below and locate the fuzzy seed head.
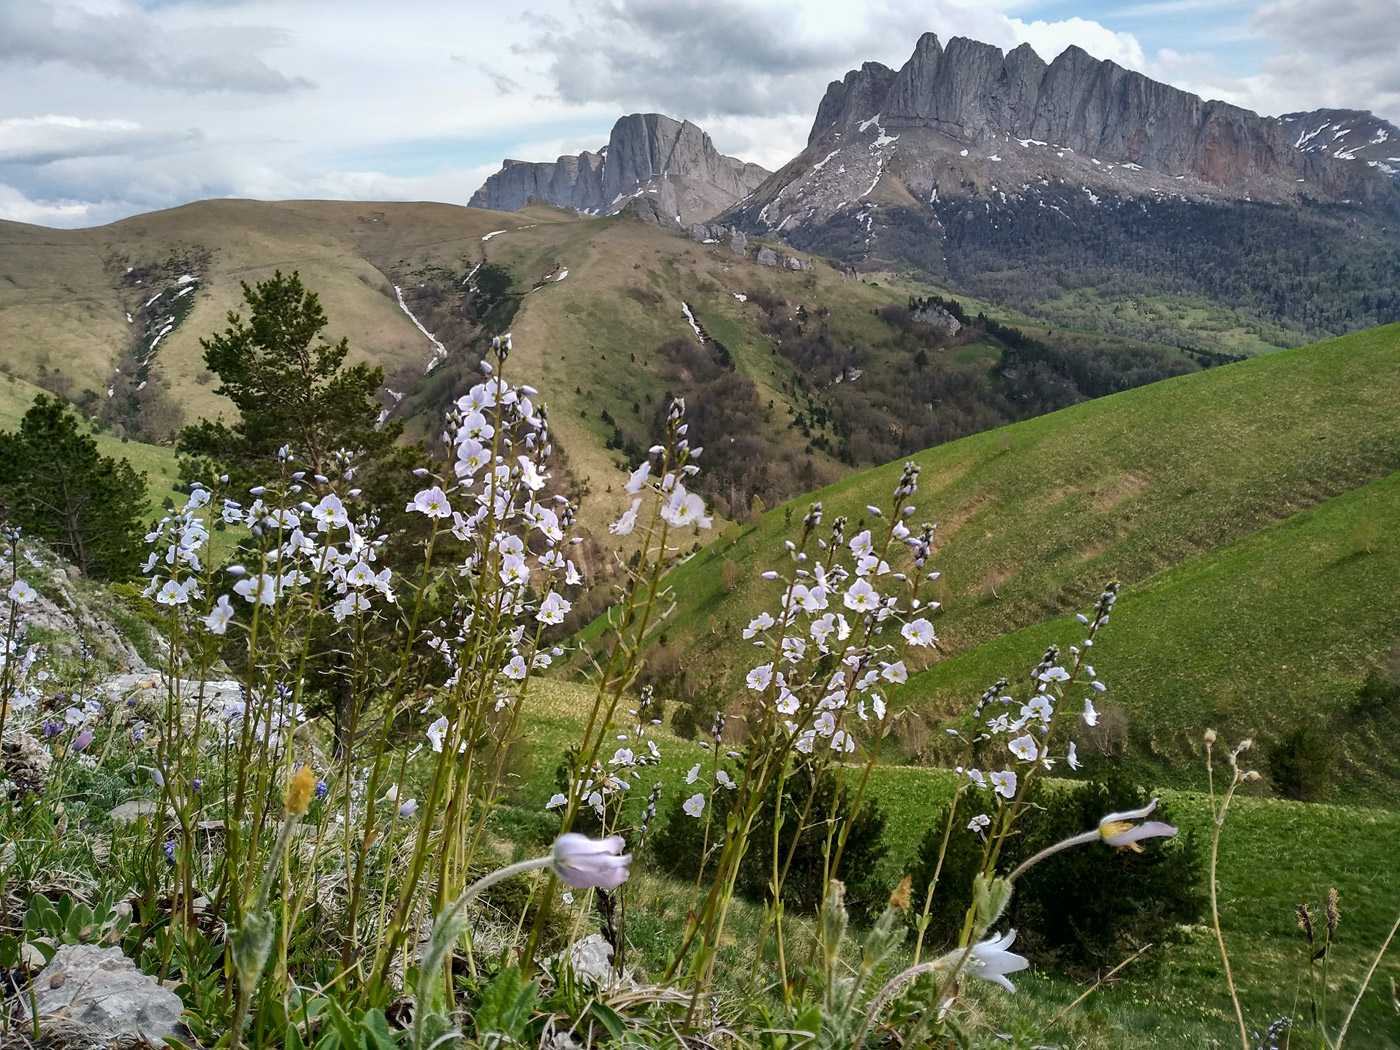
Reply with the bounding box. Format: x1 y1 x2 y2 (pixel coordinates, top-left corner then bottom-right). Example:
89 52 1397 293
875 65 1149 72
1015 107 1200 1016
286 764 315 816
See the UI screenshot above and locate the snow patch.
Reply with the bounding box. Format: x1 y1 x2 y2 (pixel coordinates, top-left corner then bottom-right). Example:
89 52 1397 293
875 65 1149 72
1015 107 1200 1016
393 284 449 374
959 148 969 157
176 274 197 285
481 230 506 241
858 113 882 132
811 148 841 172
732 293 747 302
874 132 899 148
987 154 1002 162
1121 162 1142 171
555 268 568 281
680 301 703 339
1017 138 1047 148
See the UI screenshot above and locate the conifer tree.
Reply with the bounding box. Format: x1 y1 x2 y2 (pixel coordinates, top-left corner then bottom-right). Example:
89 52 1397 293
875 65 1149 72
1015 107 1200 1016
0 395 150 580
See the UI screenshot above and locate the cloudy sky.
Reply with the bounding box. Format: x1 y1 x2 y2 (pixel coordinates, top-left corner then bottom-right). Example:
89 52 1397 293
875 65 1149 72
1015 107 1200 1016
2 0 1396 228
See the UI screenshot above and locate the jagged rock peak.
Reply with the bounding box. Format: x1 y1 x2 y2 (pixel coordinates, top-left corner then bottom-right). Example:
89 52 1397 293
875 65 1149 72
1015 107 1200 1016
469 113 769 226
805 31 1366 189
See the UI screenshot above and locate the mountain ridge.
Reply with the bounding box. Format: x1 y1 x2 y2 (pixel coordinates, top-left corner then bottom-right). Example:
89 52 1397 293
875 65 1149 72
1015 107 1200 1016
469 113 769 227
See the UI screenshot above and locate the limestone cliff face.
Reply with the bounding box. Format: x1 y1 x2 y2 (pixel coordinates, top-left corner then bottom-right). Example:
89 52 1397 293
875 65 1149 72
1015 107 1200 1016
725 30 1395 247
469 113 769 226
804 31 1380 193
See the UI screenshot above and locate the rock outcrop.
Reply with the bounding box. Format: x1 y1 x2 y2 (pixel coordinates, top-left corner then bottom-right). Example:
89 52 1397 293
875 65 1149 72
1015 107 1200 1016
725 29 1397 248
470 113 769 227
808 32 1371 192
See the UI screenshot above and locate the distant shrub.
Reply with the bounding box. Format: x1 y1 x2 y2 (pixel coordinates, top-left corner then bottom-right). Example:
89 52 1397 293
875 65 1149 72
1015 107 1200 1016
1269 725 1337 802
910 771 1204 976
651 756 890 921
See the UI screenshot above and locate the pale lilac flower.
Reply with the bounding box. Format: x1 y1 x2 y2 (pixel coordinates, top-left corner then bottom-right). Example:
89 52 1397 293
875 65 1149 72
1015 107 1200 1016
661 484 711 529
683 793 706 817
968 813 991 833
746 663 775 691
155 579 189 606
537 591 571 625
990 769 1018 799
551 833 632 890
966 930 1030 992
901 617 936 647
843 579 877 613
8 579 38 604
685 763 702 785
609 498 642 536
546 793 567 810
311 494 348 532
73 728 94 751
1098 798 1177 851
881 660 908 684
715 770 736 790
427 715 449 753
1083 698 1100 726
203 594 235 634
408 486 452 518
398 799 419 818
624 462 652 495
1067 742 1081 770
744 612 775 639
1008 734 1039 762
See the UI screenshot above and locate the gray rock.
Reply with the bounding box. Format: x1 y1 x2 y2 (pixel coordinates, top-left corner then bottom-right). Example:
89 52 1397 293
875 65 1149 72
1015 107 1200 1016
31 944 190 1048
109 800 166 824
729 230 748 255
470 114 770 224
552 933 635 989
756 247 779 267
686 222 709 242
2 731 52 796
785 255 811 271
911 304 962 334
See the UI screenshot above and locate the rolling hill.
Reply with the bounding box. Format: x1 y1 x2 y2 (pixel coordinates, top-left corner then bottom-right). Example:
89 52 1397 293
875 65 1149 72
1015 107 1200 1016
595 322 1400 793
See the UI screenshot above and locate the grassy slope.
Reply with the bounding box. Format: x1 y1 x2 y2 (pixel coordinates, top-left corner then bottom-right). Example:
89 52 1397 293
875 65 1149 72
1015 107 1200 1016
904 467 1400 794
512 679 1400 1048
630 323 1400 705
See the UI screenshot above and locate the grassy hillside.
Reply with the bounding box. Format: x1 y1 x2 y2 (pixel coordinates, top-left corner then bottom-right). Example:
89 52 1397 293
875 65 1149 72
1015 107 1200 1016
904 467 1400 798
511 679 1400 1049
604 323 1400 728
2 200 1222 544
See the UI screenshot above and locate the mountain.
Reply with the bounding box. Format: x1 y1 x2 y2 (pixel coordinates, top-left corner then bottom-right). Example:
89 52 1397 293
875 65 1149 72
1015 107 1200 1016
722 32 1400 346
1279 108 1400 181
469 113 770 227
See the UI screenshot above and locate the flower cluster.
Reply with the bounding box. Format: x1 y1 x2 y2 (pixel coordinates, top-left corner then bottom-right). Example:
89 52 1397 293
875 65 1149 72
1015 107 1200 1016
954 583 1119 834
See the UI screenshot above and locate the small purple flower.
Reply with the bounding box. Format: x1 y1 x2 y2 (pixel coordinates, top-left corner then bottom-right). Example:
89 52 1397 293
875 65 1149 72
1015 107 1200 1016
191 779 203 794
163 840 176 866
315 780 328 799
73 728 94 751
42 720 63 739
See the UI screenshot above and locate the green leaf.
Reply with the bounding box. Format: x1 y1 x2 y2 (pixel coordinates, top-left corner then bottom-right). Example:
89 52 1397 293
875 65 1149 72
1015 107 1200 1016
583 1001 625 1042
475 966 538 1043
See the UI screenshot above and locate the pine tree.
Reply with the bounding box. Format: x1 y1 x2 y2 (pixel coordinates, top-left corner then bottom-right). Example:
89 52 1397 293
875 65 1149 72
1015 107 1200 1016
0 396 151 579
178 270 404 484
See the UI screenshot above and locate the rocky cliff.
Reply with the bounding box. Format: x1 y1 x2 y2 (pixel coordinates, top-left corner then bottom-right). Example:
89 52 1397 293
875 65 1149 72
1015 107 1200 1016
1279 109 1400 181
728 31 1395 246
469 113 769 226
